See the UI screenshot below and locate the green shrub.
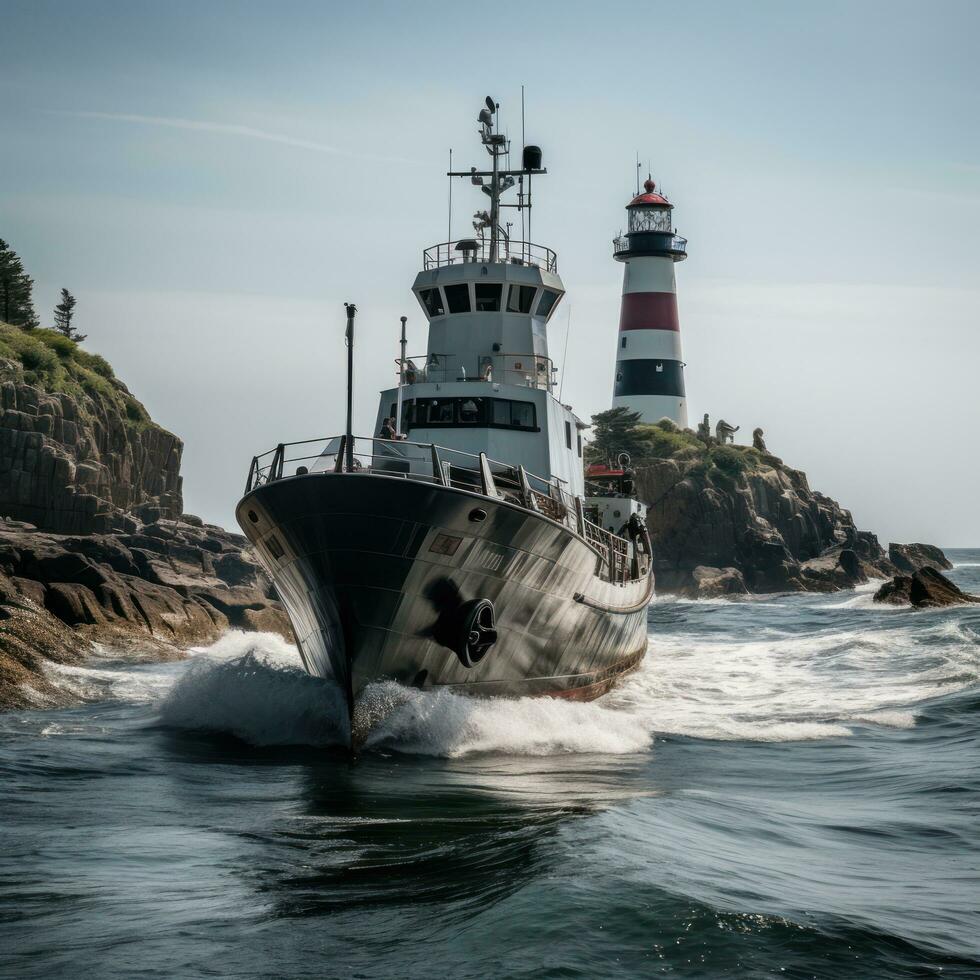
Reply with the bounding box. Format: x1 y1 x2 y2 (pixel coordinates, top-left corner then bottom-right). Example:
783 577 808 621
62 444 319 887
76 350 114 379
634 423 702 460
686 458 713 481
19 343 58 375
125 398 148 423
710 445 748 475
46 332 76 359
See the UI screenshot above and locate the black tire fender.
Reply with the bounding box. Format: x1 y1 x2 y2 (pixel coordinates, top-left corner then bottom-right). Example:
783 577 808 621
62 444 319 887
456 598 497 668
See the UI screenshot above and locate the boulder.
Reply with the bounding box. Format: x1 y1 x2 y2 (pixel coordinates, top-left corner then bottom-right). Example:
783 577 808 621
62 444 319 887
873 567 978 608
689 566 748 599
888 543 952 574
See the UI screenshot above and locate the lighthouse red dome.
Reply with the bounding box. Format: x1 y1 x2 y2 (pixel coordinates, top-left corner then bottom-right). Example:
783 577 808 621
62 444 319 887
628 178 672 208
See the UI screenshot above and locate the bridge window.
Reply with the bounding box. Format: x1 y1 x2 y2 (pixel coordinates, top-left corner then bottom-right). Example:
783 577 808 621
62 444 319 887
536 289 560 318
474 284 502 312
403 397 537 431
506 284 536 314
444 283 471 314
419 288 444 317
458 397 485 423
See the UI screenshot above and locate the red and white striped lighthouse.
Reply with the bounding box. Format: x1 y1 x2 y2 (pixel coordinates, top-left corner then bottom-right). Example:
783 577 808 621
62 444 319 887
612 178 688 427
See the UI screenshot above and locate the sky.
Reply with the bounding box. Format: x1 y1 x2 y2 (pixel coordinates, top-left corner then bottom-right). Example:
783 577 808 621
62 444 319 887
1 0 978 545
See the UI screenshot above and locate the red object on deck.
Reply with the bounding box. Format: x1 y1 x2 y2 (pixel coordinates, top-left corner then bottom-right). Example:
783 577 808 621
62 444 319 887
586 464 625 478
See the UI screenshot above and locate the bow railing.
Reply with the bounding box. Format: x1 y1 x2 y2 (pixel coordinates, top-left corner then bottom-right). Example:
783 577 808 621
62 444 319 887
243 435 636 582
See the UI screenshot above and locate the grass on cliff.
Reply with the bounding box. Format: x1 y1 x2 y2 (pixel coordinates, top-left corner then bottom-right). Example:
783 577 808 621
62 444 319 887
0 321 151 427
631 419 768 485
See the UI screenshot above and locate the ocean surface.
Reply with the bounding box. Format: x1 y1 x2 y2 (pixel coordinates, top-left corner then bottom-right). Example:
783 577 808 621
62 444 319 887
2 552 979 979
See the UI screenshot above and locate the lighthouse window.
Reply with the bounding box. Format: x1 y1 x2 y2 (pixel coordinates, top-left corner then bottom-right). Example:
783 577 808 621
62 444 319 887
419 288 444 317
621 336 627 349
535 289 560 318
474 284 502 312
506 284 536 314
577 433 583 457
565 420 572 449
444 283 471 314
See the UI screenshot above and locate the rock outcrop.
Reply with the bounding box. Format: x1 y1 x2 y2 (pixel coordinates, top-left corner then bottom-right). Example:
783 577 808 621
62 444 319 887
628 425 947 596
0 325 182 533
0 517 291 709
0 323 291 709
888 543 953 575
873 567 978 609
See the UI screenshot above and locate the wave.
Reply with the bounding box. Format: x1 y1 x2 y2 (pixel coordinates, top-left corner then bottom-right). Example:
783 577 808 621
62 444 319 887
41 583 980 758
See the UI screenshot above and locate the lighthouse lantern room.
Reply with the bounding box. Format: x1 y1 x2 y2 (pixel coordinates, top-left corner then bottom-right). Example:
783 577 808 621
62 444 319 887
611 178 689 428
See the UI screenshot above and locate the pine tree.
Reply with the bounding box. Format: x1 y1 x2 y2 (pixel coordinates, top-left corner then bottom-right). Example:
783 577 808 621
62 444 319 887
0 239 39 329
53 288 85 342
586 407 651 464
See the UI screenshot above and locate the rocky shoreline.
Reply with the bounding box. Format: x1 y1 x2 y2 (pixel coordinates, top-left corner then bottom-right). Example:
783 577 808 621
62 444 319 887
0 516 290 710
0 323 290 710
628 425 950 598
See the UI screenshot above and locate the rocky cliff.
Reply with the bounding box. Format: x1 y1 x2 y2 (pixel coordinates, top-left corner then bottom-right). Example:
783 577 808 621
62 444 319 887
0 322 289 709
627 422 946 597
0 322 182 532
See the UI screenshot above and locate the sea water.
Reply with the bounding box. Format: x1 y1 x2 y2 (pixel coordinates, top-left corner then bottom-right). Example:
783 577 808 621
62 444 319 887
1 552 978 978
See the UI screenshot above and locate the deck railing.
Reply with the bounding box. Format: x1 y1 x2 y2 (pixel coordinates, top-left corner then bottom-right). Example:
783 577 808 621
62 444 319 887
422 239 558 273
395 351 554 390
243 434 636 582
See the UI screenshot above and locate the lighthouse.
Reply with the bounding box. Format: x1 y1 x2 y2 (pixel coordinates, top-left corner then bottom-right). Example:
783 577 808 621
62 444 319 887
611 178 688 427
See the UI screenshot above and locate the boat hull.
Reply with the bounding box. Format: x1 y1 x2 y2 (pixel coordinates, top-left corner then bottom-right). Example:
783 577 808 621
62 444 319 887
235 473 651 721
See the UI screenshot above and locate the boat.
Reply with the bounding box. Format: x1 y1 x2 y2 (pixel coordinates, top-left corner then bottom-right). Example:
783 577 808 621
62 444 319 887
235 96 654 743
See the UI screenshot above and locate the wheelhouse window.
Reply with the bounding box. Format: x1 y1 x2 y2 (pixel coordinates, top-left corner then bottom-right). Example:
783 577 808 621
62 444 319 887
427 400 455 424
506 284 536 314
444 283 471 314
419 287 444 317
536 289 560 318
403 397 536 431
458 397 485 423
474 284 502 312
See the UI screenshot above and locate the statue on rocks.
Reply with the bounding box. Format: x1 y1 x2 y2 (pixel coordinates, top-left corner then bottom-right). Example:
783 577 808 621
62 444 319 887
752 427 767 452
715 419 739 445
696 413 712 444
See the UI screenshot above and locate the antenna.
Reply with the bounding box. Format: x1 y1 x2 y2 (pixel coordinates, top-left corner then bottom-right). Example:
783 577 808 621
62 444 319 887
636 153 641 195
447 148 453 247
559 305 572 402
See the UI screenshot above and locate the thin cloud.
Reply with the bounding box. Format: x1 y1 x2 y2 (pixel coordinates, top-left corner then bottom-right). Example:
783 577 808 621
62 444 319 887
57 110 417 164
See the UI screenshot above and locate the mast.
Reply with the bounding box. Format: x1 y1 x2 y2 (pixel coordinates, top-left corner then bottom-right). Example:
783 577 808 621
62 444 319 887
343 302 356 471
396 315 407 437
447 95 546 262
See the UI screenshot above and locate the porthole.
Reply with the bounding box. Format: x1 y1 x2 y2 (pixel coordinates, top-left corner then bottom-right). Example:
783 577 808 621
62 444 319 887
247 510 259 524
469 508 488 523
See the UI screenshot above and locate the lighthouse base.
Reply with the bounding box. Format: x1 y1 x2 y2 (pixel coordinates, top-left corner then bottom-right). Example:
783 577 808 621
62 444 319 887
613 394 688 429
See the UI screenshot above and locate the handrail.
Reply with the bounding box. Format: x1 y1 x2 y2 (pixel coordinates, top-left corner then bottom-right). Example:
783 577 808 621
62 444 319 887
422 238 558 273
241 433 643 586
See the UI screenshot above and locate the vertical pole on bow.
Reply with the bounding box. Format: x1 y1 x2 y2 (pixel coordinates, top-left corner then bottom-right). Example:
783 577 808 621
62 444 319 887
396 315 407 437
344 303 356 472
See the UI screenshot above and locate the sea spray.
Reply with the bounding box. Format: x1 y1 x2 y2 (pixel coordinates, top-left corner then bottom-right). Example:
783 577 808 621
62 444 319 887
360 681 652 758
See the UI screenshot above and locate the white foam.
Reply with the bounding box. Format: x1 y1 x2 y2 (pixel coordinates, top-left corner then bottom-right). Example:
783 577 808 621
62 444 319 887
36 597 980 756
159 649 347 746
360 681 652 758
